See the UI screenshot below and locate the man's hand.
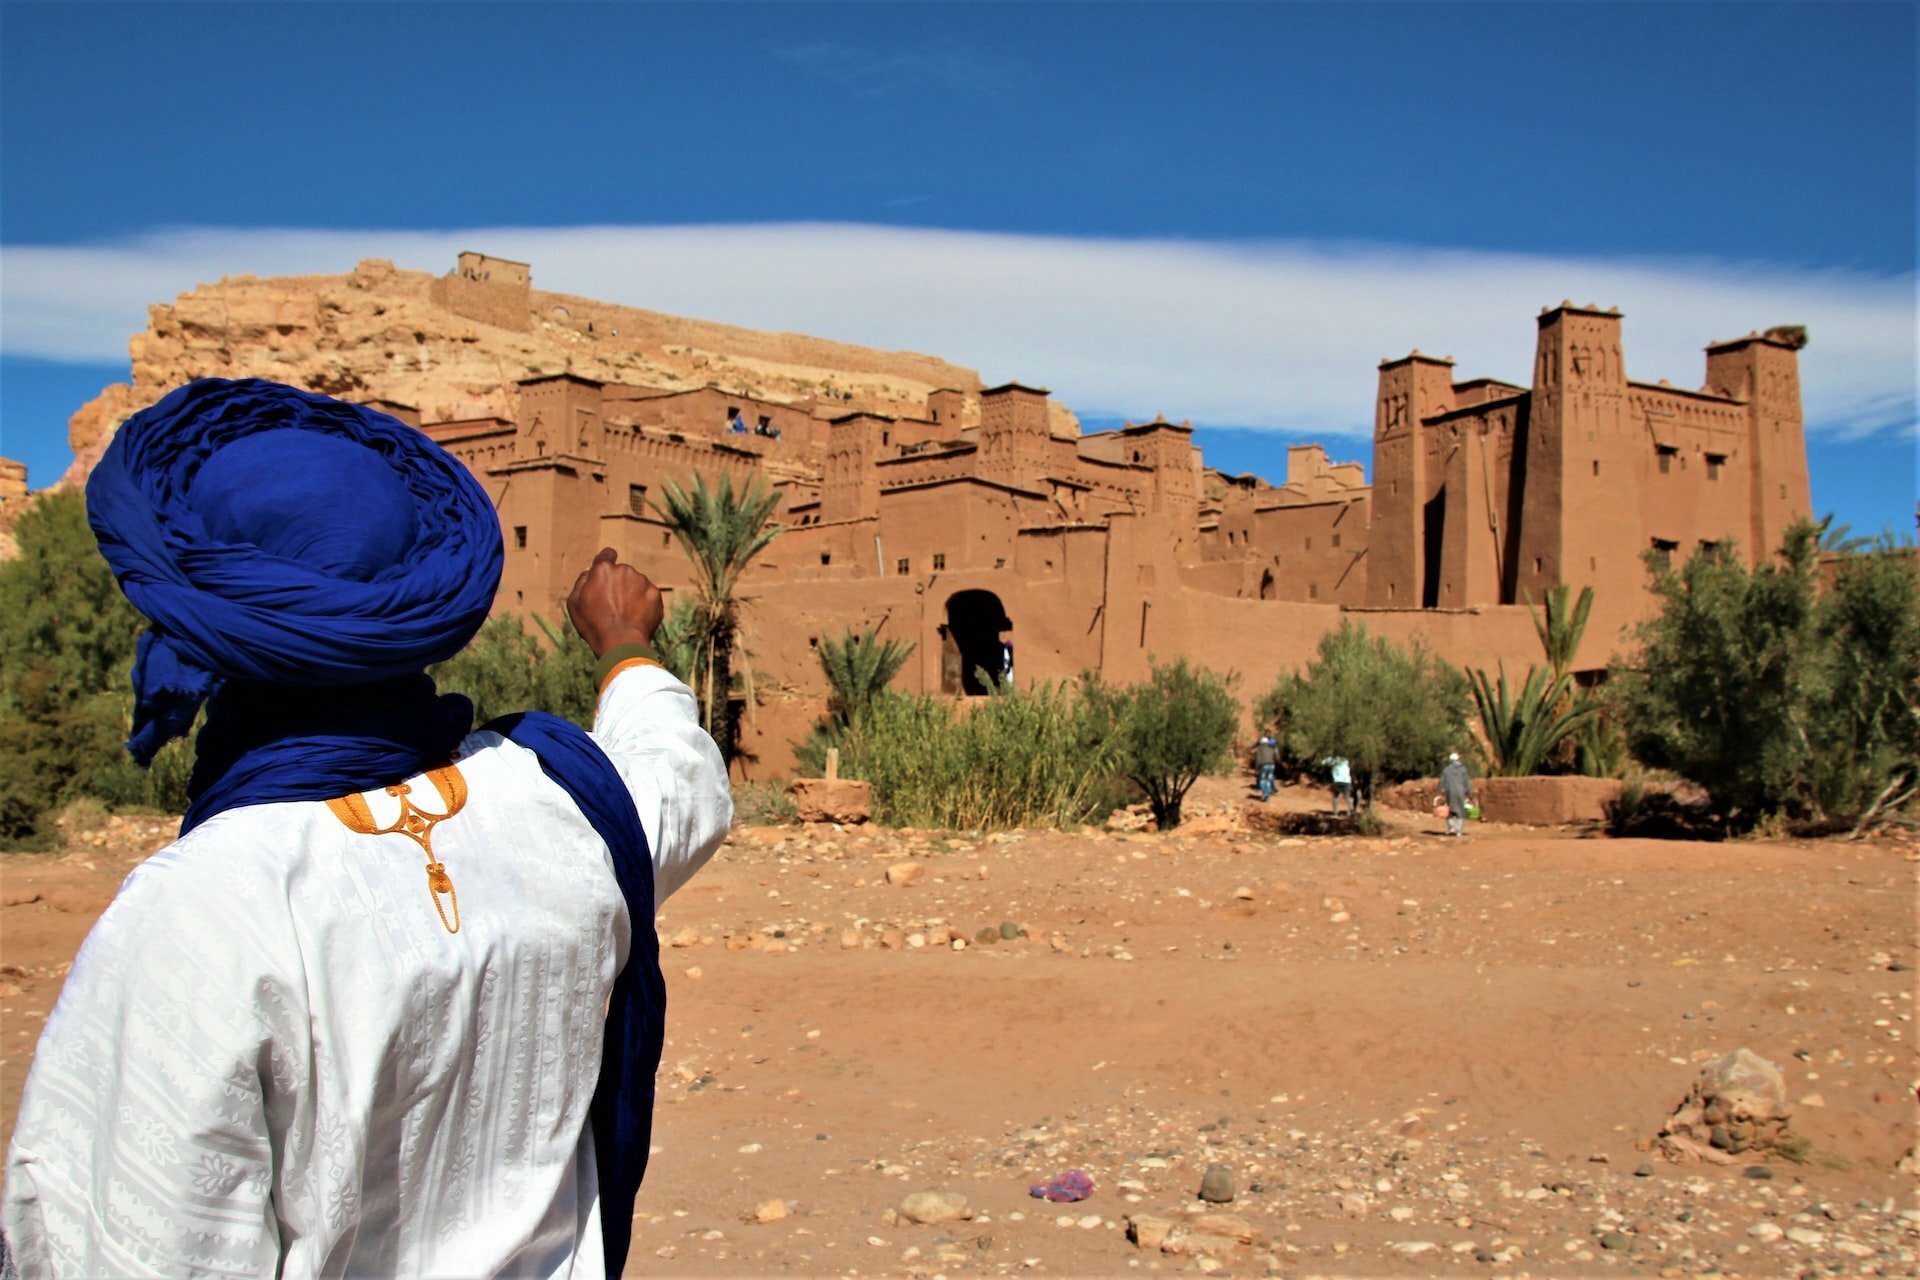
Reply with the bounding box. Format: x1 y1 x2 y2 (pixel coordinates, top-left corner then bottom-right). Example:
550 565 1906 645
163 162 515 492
567 547 665 657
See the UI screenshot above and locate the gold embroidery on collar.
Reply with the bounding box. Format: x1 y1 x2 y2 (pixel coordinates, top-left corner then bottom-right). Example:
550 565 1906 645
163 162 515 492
325 764 469 934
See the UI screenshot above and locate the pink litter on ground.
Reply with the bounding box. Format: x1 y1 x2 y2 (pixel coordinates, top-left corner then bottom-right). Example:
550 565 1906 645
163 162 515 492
1029 1169 1094 1202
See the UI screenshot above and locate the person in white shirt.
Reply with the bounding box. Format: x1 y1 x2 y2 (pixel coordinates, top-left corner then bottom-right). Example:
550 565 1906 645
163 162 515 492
2 379 730 1278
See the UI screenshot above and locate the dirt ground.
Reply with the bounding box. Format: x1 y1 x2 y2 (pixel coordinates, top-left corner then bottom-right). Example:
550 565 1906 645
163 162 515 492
3 779 1916 1277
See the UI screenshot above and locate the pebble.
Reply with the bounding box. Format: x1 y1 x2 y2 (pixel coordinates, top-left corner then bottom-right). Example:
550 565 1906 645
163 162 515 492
1742 1165 1774 1180
1198 1163 1235 1204
898 1190 972 1225
1599 1231 1631 1250
1748 1222 1784 1242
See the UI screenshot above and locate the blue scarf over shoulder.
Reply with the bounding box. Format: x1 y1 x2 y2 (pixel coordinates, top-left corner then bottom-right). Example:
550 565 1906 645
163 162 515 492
88 378 662 1272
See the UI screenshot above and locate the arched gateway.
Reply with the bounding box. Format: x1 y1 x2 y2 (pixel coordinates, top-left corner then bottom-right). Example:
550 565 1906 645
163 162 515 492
942 590 1012 696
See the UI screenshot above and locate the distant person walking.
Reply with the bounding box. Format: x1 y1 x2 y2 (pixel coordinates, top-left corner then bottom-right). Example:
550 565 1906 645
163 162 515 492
1322 755 1353 816
1440 751 1474 836
1253 732 1279 801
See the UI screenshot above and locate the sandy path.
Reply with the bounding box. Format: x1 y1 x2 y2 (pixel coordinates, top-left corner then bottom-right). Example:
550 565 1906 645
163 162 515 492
3 789 1915 1275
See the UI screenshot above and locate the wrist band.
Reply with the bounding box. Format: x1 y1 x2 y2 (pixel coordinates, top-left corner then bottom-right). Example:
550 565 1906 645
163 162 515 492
595 641 663 693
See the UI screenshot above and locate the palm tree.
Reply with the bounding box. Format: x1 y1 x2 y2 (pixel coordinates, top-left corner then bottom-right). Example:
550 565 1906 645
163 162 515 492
655 473 785 762
819 626 915 728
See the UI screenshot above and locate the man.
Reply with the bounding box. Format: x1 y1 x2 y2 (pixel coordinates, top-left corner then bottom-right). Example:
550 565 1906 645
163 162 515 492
1440 750 1474 836
1253 732 1279 801
2 379 731 1277
1323 754 1353 816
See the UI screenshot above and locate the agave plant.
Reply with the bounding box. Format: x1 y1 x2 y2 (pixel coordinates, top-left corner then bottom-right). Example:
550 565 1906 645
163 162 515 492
1469 662 1601 777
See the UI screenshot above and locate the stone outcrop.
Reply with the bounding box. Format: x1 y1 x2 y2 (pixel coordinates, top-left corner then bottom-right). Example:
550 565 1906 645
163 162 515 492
1659 1048 1792 1163
59 257 988 488
785 778 873 825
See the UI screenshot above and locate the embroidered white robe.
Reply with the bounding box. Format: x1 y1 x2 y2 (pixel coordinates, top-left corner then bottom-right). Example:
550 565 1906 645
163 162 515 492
3 665 730 1277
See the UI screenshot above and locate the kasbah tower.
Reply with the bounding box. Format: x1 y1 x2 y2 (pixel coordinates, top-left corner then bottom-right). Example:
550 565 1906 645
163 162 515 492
37 257 1813 774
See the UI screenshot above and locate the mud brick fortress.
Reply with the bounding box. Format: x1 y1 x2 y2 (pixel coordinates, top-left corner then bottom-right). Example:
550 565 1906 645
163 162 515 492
36 254 1812 771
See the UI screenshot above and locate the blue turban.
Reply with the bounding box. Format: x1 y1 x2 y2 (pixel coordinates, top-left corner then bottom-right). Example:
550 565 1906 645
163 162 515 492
87 378 504 829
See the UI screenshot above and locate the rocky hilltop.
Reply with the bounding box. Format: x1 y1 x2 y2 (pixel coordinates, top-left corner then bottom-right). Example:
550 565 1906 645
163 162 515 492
61 256 1045 486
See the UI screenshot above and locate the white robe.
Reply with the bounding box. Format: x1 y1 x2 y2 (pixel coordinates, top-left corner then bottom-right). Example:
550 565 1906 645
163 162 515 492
2 664 731 1278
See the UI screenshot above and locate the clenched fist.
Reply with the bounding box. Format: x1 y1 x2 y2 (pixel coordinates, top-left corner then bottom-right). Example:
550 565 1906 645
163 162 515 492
566 547 665 657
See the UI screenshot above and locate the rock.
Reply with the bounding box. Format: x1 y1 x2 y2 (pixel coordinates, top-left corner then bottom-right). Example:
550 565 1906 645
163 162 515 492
669 926 700 948
974 927 1000 945
1634 1163 1655 1177
898 1190 972 1225
1198 1163 1235 1203
1388 1206 1416 1222
1336 1193 1369 1216
999 921 1021 940
1599 1232 1631 1251
840 929 862 949
1661 1048 1792 1161
750 1198 789 1224
886 861 926 887
1126 1215 1176 1251
786 778 873 825
1748 1222 1784 1242
1189 1213 1254 1243
1784 1227 1824 1246
1233 886 1254 901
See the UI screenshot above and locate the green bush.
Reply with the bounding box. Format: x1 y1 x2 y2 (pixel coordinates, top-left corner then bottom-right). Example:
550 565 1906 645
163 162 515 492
430 612 597 727
1261 620 1472 806
1093 658 1239 829
836 681 1125 830
0 492 162 842
1613 523 1918 828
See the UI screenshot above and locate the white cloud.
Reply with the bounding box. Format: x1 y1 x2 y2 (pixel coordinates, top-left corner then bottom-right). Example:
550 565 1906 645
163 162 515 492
2 223 1912 443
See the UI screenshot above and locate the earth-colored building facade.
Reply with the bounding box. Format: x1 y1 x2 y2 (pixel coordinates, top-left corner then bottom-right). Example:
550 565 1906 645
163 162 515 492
387 261 1810 772
21 254 1813 774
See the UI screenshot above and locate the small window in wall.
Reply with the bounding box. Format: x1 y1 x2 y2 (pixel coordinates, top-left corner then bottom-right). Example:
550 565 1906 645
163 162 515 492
1589 556 1597 570
995 557 1006 569
896 557 911 575
1332 532 1342 548
628 484 647 515
1656 445 1677 474
1387 582 1396 600
1309 584 1319 599
1305 536 1313 551
1592 459 1601 476
513 526 527 549
932 553 946 570
1534 557 1544 573
820 552 831 566
662 531 671 548
1779 484 1787 499
1651 537 1680 567
1706 453 1726 479
883 431 891 446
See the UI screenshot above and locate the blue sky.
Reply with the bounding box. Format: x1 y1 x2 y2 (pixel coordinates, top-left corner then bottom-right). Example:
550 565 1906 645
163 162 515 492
2 1 1914 535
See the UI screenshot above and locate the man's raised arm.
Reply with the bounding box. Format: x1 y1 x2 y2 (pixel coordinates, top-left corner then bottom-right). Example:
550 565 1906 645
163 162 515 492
567 547 732 903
